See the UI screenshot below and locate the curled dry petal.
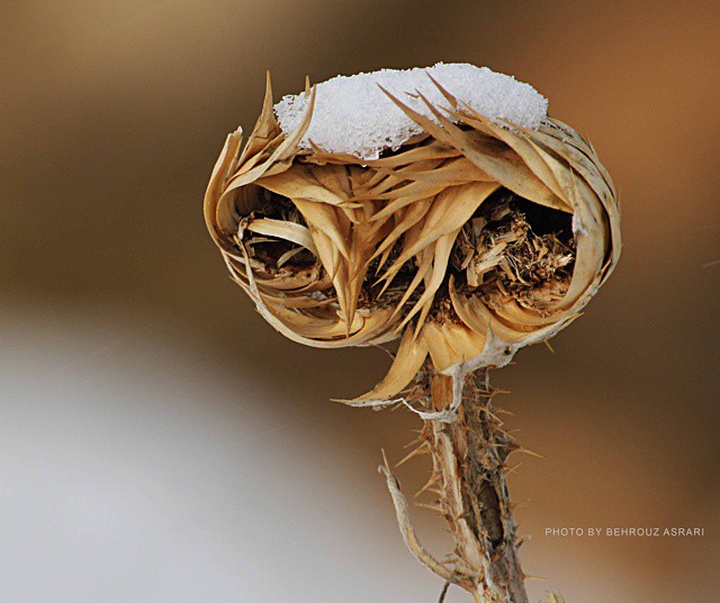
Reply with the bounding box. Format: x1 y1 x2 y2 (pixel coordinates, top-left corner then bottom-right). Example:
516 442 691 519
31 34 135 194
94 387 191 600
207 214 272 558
204 74 620 404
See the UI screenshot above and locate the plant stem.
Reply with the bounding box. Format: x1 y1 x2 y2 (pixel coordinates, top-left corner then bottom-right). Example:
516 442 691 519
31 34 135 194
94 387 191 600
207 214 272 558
425 368 528 603
380 365 529 602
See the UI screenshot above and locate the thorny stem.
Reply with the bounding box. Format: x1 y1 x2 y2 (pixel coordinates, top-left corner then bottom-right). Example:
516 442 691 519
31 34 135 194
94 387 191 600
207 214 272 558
381 366 528 603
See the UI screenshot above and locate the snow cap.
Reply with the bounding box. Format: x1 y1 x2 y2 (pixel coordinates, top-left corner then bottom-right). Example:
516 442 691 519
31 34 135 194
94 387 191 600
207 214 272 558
274 63 548 160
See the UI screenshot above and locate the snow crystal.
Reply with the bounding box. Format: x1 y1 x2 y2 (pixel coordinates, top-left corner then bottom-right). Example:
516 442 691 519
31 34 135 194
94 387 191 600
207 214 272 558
273 63 548 161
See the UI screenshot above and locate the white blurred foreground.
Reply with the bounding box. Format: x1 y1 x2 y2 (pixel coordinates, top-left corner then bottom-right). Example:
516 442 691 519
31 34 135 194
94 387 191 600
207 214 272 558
0 304 442 603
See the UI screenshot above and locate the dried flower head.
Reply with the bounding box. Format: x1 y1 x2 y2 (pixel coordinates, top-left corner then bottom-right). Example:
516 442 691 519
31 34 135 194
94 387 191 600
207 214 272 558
204 64 621 603
204 66 620 409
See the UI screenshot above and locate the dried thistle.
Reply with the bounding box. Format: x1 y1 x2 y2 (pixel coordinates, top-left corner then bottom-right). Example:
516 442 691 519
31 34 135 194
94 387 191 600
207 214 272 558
204 65 620 603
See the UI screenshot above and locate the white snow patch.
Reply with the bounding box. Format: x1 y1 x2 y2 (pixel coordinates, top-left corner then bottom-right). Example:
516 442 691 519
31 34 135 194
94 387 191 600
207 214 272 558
274 62 548 160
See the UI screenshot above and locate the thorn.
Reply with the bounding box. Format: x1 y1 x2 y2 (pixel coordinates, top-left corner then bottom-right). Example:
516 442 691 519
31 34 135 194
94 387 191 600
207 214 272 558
415 473 440 498
478 406 504 424
396 442 430 467
516 447 546 459
512 498 532 509
415 502 445 514
380 448 392 474
403 435 426 449
523 573 549 582
505 462 523 475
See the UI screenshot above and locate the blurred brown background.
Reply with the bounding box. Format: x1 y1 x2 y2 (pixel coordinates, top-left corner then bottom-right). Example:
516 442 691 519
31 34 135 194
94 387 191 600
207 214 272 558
1 1 719 602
